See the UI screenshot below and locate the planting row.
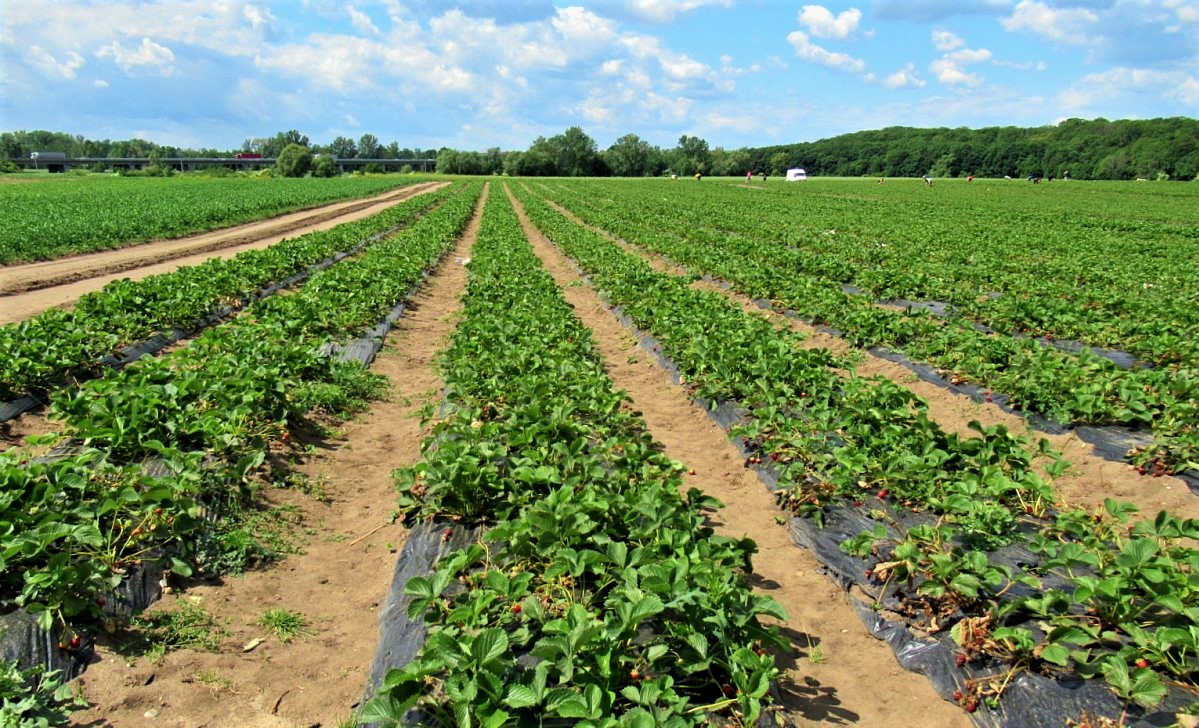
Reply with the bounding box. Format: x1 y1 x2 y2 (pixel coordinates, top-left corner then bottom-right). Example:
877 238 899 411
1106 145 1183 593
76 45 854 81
364 187 786 726
534 180 1199 475
642 179 1199 367
0 184 454 406
0 175 426 264
0 181 483 643
512 184 1199 721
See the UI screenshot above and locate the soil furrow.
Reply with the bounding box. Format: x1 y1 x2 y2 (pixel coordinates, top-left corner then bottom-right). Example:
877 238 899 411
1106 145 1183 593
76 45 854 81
67 184 487 728
506 183 972 728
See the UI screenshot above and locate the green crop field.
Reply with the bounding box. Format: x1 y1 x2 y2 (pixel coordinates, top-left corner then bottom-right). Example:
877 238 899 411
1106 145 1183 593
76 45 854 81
3 176 1198 725
0 174 433 264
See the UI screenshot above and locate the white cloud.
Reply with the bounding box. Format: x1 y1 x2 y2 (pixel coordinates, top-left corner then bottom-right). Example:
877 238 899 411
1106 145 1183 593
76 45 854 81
96 37 175 76
93 79 109 88
929 31 992 87
625 0 733 23
1062 66 1199 108
993 58 1046 71
702 111 762 133
4 1 280 60
243 4 276 32
1163 0 1198 23
27 46 86 79
932 30 966 52
1169 76 1199 104
347 6 380 36
931 57 983 86
1001 1 1098 43
786 30 867 74
553 6 617 46
619 33 729 93
885 63 926 88
798 5 863 40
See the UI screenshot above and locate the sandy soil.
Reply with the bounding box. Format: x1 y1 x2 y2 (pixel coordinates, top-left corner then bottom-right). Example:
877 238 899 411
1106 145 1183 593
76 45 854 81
0 182 447 324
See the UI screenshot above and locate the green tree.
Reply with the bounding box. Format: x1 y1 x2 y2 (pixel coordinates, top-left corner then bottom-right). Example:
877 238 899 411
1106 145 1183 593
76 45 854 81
329 136 357 159
262 130 309 158
311 155 339 177
769 152 788 176
675 134 711 175
545 126 599 176
275 143 312 177
604 133 654 177
357 133 381 159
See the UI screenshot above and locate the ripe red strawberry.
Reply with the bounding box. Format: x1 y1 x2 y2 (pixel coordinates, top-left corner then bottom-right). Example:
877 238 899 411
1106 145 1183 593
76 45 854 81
721 684 736 697
1135 658 1150 669
511 604 522 614
877 489 890 499
69 635 82 648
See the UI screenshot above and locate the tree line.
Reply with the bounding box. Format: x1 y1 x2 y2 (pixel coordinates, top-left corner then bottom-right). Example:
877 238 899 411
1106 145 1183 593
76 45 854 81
4 117 1196 180
747 117 1199 181
0 129 437 162
432 118 1199 180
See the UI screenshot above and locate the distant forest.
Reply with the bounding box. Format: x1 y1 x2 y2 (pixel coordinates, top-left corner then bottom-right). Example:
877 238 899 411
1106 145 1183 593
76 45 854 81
748 117 1199 181
3 117 1196 180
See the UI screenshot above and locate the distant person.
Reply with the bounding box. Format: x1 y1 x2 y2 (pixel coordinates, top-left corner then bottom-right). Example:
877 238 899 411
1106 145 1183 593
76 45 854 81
746 170 753 182
966 175 974 182
922 175 933 187
760 171 768 182
1063 170 1070 180
694 172 702 181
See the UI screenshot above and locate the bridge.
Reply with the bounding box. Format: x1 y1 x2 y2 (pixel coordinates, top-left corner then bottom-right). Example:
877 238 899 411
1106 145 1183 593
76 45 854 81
8 156 437 173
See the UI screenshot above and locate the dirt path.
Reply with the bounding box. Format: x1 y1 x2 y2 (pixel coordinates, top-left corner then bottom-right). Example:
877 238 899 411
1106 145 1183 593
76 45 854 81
539 195 1199 522
68 185 485 728
506 184 972 727
1 182 447 324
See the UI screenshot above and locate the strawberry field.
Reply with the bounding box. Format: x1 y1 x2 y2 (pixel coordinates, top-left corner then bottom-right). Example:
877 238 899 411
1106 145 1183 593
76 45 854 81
0 175 426 264
2 176 1199 726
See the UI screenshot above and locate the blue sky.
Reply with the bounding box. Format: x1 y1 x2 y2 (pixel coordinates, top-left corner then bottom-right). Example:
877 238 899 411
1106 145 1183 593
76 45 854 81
2 1 1196 152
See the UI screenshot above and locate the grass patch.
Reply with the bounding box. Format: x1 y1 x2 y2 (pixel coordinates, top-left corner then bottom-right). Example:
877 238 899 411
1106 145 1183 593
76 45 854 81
132 600 227 662
256 608 311 644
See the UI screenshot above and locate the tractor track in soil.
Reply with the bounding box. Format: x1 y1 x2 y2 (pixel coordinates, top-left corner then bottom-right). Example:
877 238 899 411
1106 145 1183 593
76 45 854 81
0 182 448 325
